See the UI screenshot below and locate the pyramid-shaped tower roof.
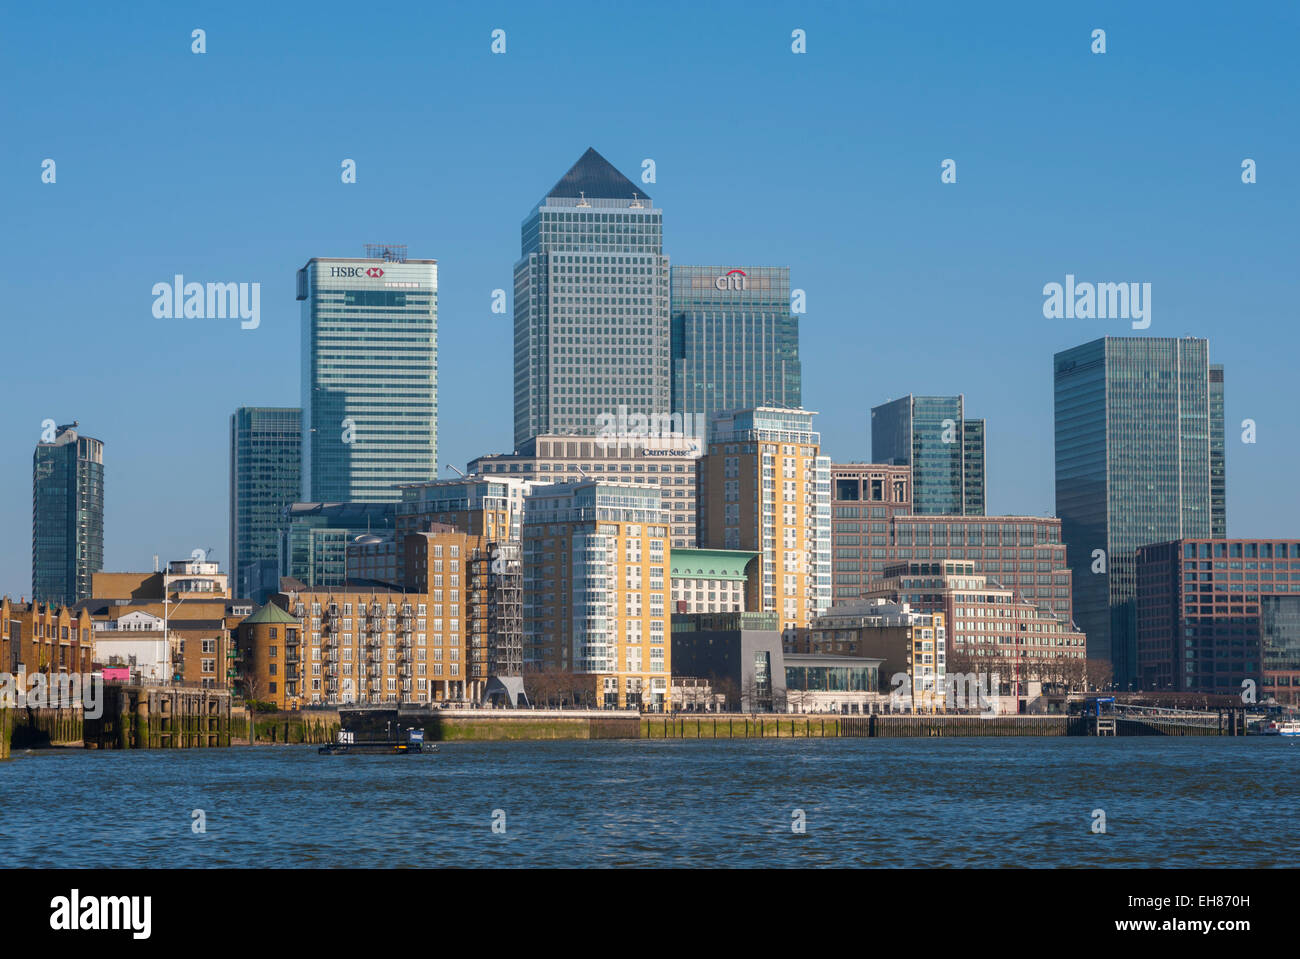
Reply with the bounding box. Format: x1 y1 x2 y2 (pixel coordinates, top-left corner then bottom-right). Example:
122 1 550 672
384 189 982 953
543 147 648 203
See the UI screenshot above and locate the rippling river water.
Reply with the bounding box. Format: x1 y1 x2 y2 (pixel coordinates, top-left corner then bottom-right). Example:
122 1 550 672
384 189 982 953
1 738 1292 867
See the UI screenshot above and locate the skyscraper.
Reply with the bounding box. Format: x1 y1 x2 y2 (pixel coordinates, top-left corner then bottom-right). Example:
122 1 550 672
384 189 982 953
32 423 104 607
513 147 670 447
1054 336 1225 687
229 407 302 603
670 265 801 426
297 246 438 503
871 395 985 515
1210 363 1227 538
696 407 831 639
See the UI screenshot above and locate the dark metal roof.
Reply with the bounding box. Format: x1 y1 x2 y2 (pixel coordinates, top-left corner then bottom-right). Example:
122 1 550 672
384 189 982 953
544 147 647 202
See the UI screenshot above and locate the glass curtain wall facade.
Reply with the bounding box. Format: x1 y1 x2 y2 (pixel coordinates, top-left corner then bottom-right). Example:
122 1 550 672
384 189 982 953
229 407 302 602
670 265 801 426
513 148 670 447
1055 337 1221 688
871 395 985 516
32 426 104 607
1210 364 1227 538
297 256 438 503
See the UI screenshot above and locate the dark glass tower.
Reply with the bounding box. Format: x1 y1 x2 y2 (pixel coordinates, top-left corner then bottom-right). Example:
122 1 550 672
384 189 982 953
1054 337 1223 688
871 395 985 516
32 423 104 606
670 265 801 428
513 147 670 447
229 407 302 603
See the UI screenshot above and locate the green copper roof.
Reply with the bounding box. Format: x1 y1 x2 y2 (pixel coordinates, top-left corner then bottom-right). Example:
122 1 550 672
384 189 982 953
242 602 300 626
669 549 758 581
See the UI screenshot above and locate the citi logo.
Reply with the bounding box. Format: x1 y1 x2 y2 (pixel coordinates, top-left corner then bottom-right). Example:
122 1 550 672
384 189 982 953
50 889 151 940
714 269 747 291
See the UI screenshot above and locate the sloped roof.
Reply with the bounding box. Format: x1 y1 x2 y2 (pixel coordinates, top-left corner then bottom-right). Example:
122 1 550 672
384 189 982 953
544 147 647 202
243 603 299 626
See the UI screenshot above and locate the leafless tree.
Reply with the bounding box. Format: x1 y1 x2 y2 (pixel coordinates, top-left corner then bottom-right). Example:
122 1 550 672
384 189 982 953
1085 659 1114 692
713 676 740 712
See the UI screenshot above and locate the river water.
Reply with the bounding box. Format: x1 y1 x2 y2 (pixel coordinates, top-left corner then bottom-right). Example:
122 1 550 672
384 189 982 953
1 738 1292 867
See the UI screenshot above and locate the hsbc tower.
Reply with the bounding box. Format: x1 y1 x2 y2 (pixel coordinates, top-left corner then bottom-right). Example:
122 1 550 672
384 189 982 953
297 250 439 502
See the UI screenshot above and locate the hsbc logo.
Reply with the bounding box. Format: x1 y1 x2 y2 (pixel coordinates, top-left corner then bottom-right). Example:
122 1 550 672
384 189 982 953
714 269 747 291
327 266 384 278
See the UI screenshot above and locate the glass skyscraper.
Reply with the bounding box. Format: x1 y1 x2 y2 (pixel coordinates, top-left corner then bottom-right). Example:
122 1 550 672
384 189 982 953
1054 336 1225 687
229 407 302 603
670 265 801 428
871 395 985 515
297 251 438 503
1210 363 1227 538
32 423 104 607
513 147 670 447
278 502 396 589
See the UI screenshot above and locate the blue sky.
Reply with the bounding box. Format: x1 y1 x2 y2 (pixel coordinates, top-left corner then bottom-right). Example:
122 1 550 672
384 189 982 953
2 1 1297 597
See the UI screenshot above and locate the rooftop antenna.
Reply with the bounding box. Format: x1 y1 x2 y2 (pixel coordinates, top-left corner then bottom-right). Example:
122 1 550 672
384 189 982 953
576 191 591 208
364 243 408 263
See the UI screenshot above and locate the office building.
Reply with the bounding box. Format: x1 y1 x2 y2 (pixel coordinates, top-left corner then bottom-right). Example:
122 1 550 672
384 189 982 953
697 408 831 639
279 502 396 589
670 611 785 712
1210 364 1227 538
32 422 104 607
297 246 438 503
523 480 670 710
670 265 801 425
229 407 302 603
830 483 1075 625
871 395 985 516
861 560 1086 712
512 147 670 446
1136 538 1300 703
802 599 946 709
470 434 699 546
828 463 912 604
1055 337 1224 687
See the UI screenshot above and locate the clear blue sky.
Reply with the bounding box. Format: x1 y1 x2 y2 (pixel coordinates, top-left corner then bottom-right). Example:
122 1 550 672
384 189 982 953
2 1 1297 597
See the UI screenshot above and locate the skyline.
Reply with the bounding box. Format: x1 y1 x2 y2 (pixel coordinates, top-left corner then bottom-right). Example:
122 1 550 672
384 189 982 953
4 1 1298 597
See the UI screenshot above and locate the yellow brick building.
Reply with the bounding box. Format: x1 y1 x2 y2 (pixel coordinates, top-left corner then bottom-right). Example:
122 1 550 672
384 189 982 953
697 408 831 642
523 481 671 710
